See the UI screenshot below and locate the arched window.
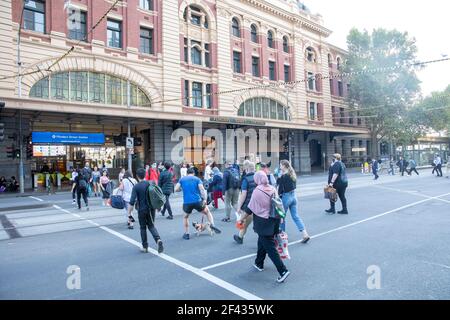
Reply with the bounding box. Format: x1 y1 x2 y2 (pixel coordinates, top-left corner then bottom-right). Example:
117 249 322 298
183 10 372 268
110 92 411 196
328 53 332 67
337 57 342 70
251 24 258 43
282 36 289 53
238 98 291 121
183 5 209 29
29 72 151 107
306 46 316 62
232 18 240 37
267 30 274 48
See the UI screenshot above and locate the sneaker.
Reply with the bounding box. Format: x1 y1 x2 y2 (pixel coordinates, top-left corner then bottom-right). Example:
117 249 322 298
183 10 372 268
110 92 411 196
128 225 134 230
301 236 311 244
210 225 222 234
325 208 336 214
337 210 349 214
166 215 173 220
161 212 165 217
183 233 190 240
72 200 76 204
253 264 264 272
277 270 290 283
222 217 231 222
233 234 243 244
157 240 164 254
141 247 148 253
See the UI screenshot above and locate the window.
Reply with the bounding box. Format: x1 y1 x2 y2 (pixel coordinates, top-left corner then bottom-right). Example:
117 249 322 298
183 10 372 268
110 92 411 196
309 102 316 120
204 43 210 68
183 38 188 63
140 27 153 54
351 140 355 155
29 77 49 99
23 0 45 33
184 5 208 29
357 112 362 126
306 47 315 62
282 36 289 53
233 51 242 74
232 18 240 37
239 98 290 121
192 82 203 108
328 54 332 67
69 11 87 41
51 73 69 100
30 72 150 106
206 84 212 109
251 24 258 43
338 81 344 97
107 19 122 49
191 41 202 65
267 31 274 48
329 79 334 95
340 107 345 124
184 80 189 106
284 65 290 82
337 57 342 70
269 61 276 81
70 72 88 102
139 0 153 11
349 115 354 125
252 56 260 77
307 72 315 91
331 106 336 123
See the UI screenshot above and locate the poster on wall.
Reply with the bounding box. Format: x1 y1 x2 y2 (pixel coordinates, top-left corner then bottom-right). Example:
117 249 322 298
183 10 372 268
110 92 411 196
33 145 67 157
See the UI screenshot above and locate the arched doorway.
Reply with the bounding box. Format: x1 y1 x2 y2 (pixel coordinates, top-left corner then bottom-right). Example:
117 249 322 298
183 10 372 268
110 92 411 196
309 139 322 168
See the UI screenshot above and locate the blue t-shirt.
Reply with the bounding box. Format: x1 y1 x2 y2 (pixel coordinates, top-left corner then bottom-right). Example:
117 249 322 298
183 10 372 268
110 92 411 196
179 175 203 204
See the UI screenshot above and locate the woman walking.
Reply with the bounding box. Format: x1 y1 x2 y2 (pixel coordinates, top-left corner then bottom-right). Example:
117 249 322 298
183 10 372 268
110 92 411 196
159 162 175 220
209 167 225 210
100 170 111 206
278 160 310 243
325 153 349 214
91 166 101 197
248 171 290 283
119 171 137 229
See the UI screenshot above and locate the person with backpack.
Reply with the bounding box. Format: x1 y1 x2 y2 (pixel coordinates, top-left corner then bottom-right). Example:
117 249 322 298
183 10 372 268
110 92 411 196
70 167 78 205
278 160 310 243
222 161 241 222
158 162 175 220
233 160 256 245
100 170 111 206
408 158 419 176
74 169 89 211
248 171 290 283
119 170 137 229
208 167 225 210
175 168 221 240
128 168 164 253
81 162 92 195
325 153 349 215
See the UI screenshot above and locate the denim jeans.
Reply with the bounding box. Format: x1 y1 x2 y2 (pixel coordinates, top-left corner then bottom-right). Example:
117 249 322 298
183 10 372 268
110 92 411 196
280 191 305 232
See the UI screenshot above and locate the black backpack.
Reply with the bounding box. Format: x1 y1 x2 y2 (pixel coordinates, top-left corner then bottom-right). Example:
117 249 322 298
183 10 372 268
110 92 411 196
229 168 241 189
78 177 88 190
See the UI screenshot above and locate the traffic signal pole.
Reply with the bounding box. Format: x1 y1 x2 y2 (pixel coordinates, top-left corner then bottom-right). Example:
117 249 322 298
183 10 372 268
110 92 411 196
17 4 24 194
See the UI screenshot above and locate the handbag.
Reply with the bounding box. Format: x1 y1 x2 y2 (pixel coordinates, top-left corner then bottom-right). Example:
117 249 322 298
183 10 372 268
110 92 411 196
111 188 125 209
324 185 338 202
274 231 290 260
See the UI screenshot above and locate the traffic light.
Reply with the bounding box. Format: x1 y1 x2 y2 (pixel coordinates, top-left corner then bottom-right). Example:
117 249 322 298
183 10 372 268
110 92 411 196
0 122 4 142
6 145 14 159
25 135 33 159
15 148 20 159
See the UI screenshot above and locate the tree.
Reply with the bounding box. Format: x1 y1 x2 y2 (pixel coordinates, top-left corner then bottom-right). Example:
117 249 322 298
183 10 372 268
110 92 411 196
345 28 421 158
416 85 450 132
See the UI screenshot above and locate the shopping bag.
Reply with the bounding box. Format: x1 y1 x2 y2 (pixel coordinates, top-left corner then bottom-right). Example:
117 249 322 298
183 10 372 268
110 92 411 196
274 231 290 260
324 186 337 202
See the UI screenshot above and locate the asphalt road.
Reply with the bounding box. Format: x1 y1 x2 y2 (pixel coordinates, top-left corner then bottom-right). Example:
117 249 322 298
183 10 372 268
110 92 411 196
1 170 449 300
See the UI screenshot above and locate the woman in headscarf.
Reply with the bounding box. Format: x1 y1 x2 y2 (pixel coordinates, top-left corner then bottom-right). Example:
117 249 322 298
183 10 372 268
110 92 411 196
248 171 290 283
208 167 224 210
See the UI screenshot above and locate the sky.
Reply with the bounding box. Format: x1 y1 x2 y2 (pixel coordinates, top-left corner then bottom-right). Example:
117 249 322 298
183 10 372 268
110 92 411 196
306 0 450 96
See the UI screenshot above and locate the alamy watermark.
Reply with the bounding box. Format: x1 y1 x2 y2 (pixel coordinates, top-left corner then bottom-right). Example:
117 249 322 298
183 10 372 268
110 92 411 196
66 265 81 290
366 265 381 290
170 121 282 165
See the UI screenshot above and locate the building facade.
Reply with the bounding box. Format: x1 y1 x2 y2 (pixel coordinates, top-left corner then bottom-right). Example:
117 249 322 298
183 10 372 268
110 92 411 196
0 0 370 188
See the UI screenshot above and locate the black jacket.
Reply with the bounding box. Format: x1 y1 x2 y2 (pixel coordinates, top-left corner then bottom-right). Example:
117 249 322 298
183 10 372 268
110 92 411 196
158 170 174 195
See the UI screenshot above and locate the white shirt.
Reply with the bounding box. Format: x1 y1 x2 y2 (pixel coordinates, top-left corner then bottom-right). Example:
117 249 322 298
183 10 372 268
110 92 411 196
71 171 78 181
122 177 137 202
435 157 442 165
180 167 187 177
204 165 212 181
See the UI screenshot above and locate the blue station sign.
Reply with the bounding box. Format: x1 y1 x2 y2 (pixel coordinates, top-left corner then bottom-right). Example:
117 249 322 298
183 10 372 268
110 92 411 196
32 132 105 145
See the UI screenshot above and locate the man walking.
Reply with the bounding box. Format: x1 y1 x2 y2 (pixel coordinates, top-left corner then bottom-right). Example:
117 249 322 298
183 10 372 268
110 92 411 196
158 162 175 220
128 168 164 254
397 157 406 176
408 158 419 175
434 154 443 177
175 168 221 240
75 168 89 211
372 158 379 180
222 161 241 222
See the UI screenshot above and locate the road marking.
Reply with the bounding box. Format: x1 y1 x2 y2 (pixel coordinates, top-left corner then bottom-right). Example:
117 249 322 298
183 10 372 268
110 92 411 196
373 185 450 204
0 214 21 239
51 205 262 300
421 261 450 270
29 196 44 202
201 192 450 271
